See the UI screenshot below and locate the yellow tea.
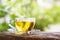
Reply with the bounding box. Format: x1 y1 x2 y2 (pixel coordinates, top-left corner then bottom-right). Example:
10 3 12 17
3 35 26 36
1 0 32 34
15 21 34 32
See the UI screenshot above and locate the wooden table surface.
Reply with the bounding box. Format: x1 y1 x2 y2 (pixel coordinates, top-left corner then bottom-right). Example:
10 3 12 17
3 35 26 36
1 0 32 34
0 32 60 40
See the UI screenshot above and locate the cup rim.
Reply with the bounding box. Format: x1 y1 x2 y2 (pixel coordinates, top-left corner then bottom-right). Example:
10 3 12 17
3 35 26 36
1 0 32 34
15 18 36 22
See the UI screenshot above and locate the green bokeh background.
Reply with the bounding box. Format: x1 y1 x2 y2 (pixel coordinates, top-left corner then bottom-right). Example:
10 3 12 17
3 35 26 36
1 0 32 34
0 0 60 31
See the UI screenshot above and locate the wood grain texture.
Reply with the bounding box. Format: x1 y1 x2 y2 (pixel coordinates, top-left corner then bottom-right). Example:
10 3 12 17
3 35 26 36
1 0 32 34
0 32 60 40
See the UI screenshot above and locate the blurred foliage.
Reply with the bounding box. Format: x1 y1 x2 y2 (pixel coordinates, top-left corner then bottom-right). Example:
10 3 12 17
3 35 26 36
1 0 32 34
0 5 7 18
0 5 5 10
0 5 9 31
1 0 60 31
0 21 10 31
10 14 18 27
10 14 18 20
0 10 7 18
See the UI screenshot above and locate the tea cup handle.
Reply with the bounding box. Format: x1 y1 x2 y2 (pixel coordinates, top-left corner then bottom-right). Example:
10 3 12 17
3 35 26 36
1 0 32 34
8 23 17 33
8 20 16 30
9 24 15 29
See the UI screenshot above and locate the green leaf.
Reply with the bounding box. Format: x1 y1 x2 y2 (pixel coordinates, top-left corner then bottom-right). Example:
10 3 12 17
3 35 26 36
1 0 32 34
10 14 18 20
0 10 7 18
0 5 5 10
0 22 10 31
